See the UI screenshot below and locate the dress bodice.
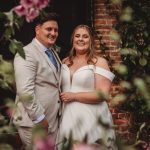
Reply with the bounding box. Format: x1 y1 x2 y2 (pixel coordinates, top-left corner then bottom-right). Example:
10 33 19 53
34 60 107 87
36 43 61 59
61 64 115 92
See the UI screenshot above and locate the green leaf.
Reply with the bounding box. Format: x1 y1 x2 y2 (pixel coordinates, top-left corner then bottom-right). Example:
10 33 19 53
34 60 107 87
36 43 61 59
14 14 24 30
134 78 145 91
139 57 147 66
120 48 130 55
143 31 148 38
112 94 126 106
111 0 122 5
109 29 121 41
114 64 128 75
0 12 6 19
9 40 25 59
4 27 13 39
4 11 14 23
120 81 131 89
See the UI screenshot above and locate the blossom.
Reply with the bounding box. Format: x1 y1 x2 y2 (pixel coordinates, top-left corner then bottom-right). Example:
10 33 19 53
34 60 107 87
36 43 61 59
20 0 33 8
6 108 13 118
32 0 49 9
33 135 55 150
13 5 27 16
25 8 39 22
13 0 49 22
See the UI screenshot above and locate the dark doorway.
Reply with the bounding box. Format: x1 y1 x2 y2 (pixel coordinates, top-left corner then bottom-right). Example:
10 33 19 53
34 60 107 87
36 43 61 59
50 0 93 58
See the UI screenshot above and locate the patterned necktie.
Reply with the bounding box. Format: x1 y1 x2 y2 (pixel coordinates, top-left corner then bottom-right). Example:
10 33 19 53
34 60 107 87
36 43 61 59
45 49 58 71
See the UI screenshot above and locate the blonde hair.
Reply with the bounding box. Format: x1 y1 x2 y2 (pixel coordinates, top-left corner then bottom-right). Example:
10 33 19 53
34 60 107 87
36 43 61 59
67 25 97 66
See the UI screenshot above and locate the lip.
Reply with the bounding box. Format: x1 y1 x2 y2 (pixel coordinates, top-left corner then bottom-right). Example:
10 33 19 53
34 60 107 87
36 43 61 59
48 35 54 39
48 36 56 41
76 42 85 46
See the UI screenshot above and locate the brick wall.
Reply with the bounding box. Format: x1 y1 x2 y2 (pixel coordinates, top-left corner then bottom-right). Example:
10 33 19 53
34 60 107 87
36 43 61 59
93 0 135 143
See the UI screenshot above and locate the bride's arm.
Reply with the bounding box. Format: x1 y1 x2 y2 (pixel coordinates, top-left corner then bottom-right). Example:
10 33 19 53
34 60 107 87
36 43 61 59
60 74 112 104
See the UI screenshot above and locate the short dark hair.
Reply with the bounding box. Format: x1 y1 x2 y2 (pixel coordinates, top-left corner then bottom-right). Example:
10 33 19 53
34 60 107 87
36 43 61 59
35 12 59 26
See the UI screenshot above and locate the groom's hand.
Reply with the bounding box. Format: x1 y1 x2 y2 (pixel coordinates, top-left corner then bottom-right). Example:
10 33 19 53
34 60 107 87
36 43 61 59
38 118 49 133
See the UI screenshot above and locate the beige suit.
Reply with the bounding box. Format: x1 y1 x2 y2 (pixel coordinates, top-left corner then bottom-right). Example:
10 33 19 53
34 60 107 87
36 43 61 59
12 39 62 145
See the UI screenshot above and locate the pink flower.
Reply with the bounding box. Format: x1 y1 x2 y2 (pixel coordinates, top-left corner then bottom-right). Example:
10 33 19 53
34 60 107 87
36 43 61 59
13 5 27 16
20 0 33 8
6 108 13 118
33 0 49 10
13 0 49 22
26 8 39 22
72 144 99 150
20 0 49 10
34 135 55 150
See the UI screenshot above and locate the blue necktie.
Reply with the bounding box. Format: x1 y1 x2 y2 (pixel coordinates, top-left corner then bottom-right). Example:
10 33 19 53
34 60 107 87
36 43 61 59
45 49 58 70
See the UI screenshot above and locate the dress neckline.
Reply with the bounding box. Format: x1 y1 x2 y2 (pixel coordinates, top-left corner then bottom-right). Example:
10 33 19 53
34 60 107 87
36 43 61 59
62 64 115 83
62 64 93 86
62 64 112 73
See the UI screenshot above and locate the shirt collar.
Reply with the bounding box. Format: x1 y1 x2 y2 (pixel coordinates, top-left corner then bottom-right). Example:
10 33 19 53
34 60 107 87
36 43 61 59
34 38 49 52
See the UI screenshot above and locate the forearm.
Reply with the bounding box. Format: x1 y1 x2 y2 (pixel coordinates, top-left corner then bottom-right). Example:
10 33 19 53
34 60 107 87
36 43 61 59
61 91 108 104
74 91 107 104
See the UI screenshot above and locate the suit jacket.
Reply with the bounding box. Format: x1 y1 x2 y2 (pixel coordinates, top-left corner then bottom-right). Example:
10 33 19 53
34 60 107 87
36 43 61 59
13 39 62 133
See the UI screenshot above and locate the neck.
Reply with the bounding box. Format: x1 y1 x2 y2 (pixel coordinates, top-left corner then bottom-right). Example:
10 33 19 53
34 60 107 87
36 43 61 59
76 52 87 58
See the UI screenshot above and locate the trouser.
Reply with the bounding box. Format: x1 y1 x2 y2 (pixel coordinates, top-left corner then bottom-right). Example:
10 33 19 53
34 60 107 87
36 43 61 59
18 126 58 150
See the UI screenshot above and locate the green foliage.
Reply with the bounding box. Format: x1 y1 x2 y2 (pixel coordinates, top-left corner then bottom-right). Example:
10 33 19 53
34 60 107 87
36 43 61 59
9 39 25 59
113 0 150 144
0 9 25 149
0 56 15 91
0 11 25 58
116 0 150 109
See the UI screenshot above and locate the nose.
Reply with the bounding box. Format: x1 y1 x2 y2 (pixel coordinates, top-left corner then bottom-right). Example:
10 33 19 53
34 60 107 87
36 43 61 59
79 36 83 41
50 29 56 36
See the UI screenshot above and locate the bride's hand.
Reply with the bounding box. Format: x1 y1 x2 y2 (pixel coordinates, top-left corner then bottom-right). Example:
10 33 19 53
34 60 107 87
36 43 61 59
60 92 76 102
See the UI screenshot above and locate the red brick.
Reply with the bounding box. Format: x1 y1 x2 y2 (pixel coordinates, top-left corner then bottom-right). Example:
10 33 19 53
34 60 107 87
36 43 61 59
114 118 129 125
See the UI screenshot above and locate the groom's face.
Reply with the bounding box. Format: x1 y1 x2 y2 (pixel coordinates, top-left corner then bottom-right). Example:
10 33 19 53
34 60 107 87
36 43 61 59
35 20 58 48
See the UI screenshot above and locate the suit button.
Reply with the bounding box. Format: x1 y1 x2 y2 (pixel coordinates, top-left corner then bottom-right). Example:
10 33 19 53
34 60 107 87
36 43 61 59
58 101 60 103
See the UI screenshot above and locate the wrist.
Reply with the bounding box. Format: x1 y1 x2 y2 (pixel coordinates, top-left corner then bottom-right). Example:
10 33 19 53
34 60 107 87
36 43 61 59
73 93 77 102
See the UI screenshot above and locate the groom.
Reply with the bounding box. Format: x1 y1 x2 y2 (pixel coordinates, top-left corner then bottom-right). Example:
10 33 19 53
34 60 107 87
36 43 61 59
13 12 62 148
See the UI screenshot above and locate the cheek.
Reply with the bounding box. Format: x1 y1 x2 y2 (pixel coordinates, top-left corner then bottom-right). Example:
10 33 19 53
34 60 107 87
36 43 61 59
73 41 76 47
85 40 90 47
73 38 78 44
55 33 58 38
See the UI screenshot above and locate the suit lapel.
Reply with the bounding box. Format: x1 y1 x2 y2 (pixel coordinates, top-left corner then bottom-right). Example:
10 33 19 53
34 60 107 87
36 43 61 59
31 39 60 81
51 47 62 92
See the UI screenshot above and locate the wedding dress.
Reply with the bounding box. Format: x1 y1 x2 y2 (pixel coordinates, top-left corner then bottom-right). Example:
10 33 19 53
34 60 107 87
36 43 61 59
58 64 117 149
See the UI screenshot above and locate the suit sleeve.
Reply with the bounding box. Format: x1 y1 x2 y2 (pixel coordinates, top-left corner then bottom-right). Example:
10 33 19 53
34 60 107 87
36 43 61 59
14 50 45 122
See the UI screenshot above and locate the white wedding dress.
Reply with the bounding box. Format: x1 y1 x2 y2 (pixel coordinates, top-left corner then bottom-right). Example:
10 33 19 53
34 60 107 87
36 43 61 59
58 64 117 149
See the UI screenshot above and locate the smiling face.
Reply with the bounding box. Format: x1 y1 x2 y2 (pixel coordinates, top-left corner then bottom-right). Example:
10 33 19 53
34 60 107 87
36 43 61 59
73 27 90 54
35 20 58 48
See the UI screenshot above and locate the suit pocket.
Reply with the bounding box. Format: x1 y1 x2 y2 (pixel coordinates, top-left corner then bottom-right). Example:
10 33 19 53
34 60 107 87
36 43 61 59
13 102 34 127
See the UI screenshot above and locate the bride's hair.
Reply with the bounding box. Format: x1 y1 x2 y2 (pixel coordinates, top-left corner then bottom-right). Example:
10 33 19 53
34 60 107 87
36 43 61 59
67 24 97 67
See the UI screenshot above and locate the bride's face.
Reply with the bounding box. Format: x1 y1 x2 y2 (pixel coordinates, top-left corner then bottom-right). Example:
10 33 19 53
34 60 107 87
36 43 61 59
73 28 90 53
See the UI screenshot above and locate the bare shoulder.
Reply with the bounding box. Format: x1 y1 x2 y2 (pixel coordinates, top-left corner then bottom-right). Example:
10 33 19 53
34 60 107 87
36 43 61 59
95 57 110 71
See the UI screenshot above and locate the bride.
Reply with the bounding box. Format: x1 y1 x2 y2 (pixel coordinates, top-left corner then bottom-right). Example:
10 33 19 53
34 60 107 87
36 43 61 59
58 25 117 150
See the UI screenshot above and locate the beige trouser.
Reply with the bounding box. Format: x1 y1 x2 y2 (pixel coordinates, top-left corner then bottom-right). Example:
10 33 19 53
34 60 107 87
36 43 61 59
18 126 58 150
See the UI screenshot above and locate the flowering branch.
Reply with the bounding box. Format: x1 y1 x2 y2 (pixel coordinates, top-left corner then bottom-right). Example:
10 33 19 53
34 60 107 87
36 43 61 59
13 0 49 22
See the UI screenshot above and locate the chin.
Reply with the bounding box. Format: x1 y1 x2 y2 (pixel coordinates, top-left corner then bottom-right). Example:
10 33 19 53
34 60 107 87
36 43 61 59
48 42 55 46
